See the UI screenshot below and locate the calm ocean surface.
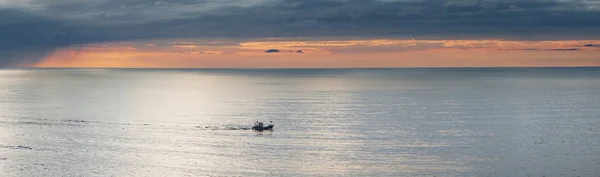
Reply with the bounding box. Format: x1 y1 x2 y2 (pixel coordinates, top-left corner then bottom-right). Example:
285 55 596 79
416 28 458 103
1 68 599 176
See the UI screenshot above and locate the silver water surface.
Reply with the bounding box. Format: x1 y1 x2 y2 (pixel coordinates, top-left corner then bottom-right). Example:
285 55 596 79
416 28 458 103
1 68 600 176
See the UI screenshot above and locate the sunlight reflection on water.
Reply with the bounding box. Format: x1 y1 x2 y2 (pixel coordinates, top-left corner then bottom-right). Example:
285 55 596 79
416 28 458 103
1 68 600 176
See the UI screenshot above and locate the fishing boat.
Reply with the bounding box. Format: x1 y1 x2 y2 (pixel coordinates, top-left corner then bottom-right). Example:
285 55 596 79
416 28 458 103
252 121 274 131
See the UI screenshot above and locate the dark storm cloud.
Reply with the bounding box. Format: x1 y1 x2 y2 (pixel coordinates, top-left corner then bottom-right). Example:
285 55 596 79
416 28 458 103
1 0 600 66
504 48 590 51
265 49 281 53
0 8 91 67
11 0 600 38
544 48 581 51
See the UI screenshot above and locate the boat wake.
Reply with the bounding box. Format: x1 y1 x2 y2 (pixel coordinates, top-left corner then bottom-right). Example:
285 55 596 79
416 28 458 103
0 145 34 151
194 125 253 131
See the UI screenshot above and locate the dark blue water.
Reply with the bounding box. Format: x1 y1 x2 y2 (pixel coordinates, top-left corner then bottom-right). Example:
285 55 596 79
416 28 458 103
1 68 599 176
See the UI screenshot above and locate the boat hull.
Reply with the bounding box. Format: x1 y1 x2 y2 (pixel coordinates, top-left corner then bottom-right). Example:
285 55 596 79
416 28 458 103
252 125 274 131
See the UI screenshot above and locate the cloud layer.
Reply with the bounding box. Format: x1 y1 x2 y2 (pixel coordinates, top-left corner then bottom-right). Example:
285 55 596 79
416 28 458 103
2 0 600 66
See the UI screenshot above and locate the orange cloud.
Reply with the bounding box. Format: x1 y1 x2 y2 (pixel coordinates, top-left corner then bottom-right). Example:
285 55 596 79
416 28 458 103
189 51 224 55
238 39 421 50
33 39 600 68
172 45 198 48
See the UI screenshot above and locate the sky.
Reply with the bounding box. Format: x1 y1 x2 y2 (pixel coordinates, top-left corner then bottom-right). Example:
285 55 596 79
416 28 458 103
1 0 600 68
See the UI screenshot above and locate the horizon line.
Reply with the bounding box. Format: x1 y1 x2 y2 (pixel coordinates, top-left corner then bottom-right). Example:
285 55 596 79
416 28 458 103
2 66 600 70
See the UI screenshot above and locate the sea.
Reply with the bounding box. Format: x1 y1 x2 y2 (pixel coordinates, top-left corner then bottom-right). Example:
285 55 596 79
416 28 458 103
1 68 599 177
